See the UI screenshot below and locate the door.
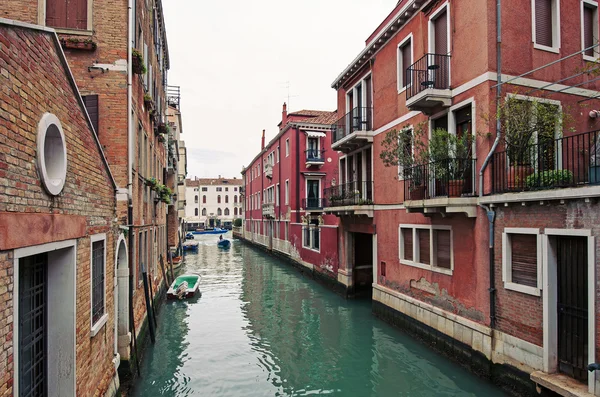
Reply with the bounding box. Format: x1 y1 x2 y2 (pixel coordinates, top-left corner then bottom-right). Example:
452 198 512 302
307 137 318 160
557 236 588 381
307 180 319 209
432 9 449 88
19 253 48 397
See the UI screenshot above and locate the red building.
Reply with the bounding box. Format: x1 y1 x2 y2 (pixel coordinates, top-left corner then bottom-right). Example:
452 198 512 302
328 0 600 395
239 105 344 291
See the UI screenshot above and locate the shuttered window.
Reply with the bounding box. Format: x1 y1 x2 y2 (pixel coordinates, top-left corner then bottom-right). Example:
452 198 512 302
511 234 538 287
535 0 553 47
434 229 451 269
399 39 412 88
82 95 99 134
401 228 413 261
418 229 431 265
434 10 448 55
583 4 596 57
46 0 87 30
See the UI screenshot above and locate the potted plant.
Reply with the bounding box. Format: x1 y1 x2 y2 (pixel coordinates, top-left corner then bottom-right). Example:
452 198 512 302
525 169 574 189
144 93 154 109
157 122 169 135
132 49 146 75
60 37 97 51
145 177 158 188
590 132 600 184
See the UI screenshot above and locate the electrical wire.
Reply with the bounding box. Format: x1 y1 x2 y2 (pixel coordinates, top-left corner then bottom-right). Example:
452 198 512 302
525 67 599 96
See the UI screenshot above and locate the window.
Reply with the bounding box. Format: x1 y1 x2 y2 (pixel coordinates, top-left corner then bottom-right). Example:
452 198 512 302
202 187 208 191
45 0 89 30
502 228 542 295
216 187 222 192
195 208 198 216
276 183 280 205
82 94 99 133
234 207 238 216
582 0 599 60
285 180 289 204
277 146 280 163
225 195 229 203
90 234 107 336
532 0 560 52
217 208 222 216
37 113 67 196
398 35 413 91
202 208 206 216
203 195 206 204
194 195 198 203
225 208 230 216
399 225 453 275
217 195 221 203
302 224 320 251
234 195 238 203
286 139 290 157
234 187 238 191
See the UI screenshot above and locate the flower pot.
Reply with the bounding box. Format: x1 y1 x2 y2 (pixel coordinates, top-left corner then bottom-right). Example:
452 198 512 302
409 185 426 200
448 180 464 197
61 39 96 51
132 53 145 75
507 165 533 190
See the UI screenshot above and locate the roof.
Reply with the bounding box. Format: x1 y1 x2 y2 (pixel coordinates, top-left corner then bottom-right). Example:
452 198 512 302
286 110 338 125
186 178 243 187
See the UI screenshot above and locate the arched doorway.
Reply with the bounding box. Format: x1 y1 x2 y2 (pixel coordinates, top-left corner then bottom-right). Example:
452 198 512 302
115 234 129 364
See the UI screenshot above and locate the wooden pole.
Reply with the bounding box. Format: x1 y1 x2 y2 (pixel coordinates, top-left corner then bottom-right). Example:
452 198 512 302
159 253 169 285
147 269 158 329
141 262 156 344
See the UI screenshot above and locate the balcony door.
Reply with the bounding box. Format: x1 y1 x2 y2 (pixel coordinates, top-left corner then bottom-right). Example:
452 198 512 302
430 5 449 89
307 137 319 159
307 180 320 209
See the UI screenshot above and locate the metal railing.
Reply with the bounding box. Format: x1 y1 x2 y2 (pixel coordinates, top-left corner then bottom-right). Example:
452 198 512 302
167 85 180 109
489 130 600 194
406 53 451 100
331 107 373 143
302 198 325 210
324 180 374 207
305 149 325 162
404 158 476 200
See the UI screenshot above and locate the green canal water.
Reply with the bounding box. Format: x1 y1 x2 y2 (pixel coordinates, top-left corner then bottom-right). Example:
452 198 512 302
133 234 506 396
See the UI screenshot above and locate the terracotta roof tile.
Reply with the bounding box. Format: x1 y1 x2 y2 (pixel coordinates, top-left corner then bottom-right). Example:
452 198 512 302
288 110 338 125
185 178 243 186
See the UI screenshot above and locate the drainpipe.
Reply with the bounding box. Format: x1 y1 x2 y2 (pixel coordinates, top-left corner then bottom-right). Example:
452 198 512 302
295 127 300 224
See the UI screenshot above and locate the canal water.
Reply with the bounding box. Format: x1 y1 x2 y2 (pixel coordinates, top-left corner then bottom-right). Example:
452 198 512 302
133 234 506 397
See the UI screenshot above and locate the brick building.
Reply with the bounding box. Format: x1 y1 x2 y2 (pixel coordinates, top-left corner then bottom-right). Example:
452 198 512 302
185 177 243 230
239 105 343 291
0 20 120 396
328 0 600 395
0 0 180 385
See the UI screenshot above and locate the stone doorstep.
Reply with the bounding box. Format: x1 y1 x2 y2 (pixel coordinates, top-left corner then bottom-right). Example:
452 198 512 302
531 371 593 397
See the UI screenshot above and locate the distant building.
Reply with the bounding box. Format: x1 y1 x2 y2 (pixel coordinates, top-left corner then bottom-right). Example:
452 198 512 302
185 177 243 229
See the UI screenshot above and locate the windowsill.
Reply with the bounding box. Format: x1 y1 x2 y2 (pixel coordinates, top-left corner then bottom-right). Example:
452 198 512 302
302 245 320 253
90 313 108 337
504 281 541 296
398 86 407 95
533 43 560 54
55 28 93 36
583 54 600 62
400 259 453 276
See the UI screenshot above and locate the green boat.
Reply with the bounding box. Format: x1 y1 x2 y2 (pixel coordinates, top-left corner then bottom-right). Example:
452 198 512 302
167 273 201 300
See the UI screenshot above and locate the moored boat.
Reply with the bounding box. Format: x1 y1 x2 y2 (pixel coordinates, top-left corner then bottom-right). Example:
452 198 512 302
185 232 194 240
183 241 199 251
192 227 228 235
167 273 201 300
217 239 231 249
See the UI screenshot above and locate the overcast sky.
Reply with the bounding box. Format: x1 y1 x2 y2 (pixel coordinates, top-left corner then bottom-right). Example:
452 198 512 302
163 0 395 180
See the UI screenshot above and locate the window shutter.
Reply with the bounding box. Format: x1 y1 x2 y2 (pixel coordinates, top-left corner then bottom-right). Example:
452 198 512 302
402 228 413 261
418 229 430 265
535 0 553 47
82 95 99 134
143 43 148 89
67 0 88 29
511 234 538 287
434 10 448 55
45 0 67 28
584 5 595 56
435 230 451 269
401 41 412 88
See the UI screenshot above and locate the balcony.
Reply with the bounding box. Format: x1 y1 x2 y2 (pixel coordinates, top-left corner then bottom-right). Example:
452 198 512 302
262 202 275 218
305 149 325 167
483 130 600 203
331 107 373 153
324 180 374 217
264 163 273 179
177 175 185 185
403 158 478 217
406 54 451 114
302 197 325 211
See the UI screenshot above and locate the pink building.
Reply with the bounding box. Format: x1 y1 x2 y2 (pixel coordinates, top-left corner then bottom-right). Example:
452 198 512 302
239 105 346 292
327 0 600 395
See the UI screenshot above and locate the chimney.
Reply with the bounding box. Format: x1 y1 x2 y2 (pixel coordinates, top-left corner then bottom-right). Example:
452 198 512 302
282 102 288 126
261 129 265 150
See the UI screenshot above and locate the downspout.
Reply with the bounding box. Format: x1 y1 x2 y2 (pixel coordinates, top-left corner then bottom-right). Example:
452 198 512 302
478 0 502 330
295 127 300 224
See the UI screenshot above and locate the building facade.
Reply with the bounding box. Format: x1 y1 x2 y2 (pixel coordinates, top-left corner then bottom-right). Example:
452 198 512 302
239 105 343 290
0 21 121 396
185 177 243 229
327 0 600 396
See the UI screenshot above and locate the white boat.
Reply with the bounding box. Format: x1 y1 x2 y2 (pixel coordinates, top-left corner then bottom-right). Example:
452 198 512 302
167 273 201 300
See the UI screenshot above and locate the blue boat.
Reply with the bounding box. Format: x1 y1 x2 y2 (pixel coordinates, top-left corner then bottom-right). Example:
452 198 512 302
183 241 199 251
192 227 228 235
217 239 231 249
185 232 194 240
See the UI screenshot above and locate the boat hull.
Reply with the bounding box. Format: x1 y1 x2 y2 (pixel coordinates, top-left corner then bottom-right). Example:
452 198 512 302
192 229 228 235
217 239 231 248
167 273 201 300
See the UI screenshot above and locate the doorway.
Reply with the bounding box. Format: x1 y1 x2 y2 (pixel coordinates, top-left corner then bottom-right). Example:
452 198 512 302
116 236 129 361
352 232 373 298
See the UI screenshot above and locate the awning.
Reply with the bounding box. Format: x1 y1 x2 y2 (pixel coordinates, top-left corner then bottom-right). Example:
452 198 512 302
305 131 326 138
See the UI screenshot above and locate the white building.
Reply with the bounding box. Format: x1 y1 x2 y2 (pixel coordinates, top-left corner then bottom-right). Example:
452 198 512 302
185 177 243 229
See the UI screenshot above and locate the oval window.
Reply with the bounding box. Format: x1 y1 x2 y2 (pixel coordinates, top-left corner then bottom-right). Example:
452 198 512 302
37 113 67 196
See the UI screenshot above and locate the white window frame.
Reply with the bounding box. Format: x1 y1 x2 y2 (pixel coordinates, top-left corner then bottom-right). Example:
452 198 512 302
286 139 290 157
302 225 321 252
581 0 599 61
277 146 280 163
531 0 561 53
90 233 108 337
306 135 321 155
285 179 289 205
397 33 414 93
38 0 94 34
502 228 543 296
276 183 280 206
398 224 454 276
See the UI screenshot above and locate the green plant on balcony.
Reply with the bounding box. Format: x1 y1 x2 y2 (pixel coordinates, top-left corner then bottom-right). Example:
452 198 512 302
145 177 158 188
157 122 169 135
525 169 574 188
233 218 243 227
132 49 146 75
143 93 154 110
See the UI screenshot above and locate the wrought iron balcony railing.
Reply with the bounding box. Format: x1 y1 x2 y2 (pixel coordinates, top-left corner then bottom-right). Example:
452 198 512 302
302 198 325 210
403 158 476 200
331 107 373 143
406 53 451 100
305 149 325 162
489 130 600 194
324 180 374 207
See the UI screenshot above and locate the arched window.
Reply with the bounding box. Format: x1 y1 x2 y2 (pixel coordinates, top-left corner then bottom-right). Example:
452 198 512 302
225 195 229 203
234 195 238 203
203 195 206 203
194 208 198 216
202 208 206 216
217 195 221 203
194 195 198 203
224 208 230 216
217 208 222 216
234 207 238 216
